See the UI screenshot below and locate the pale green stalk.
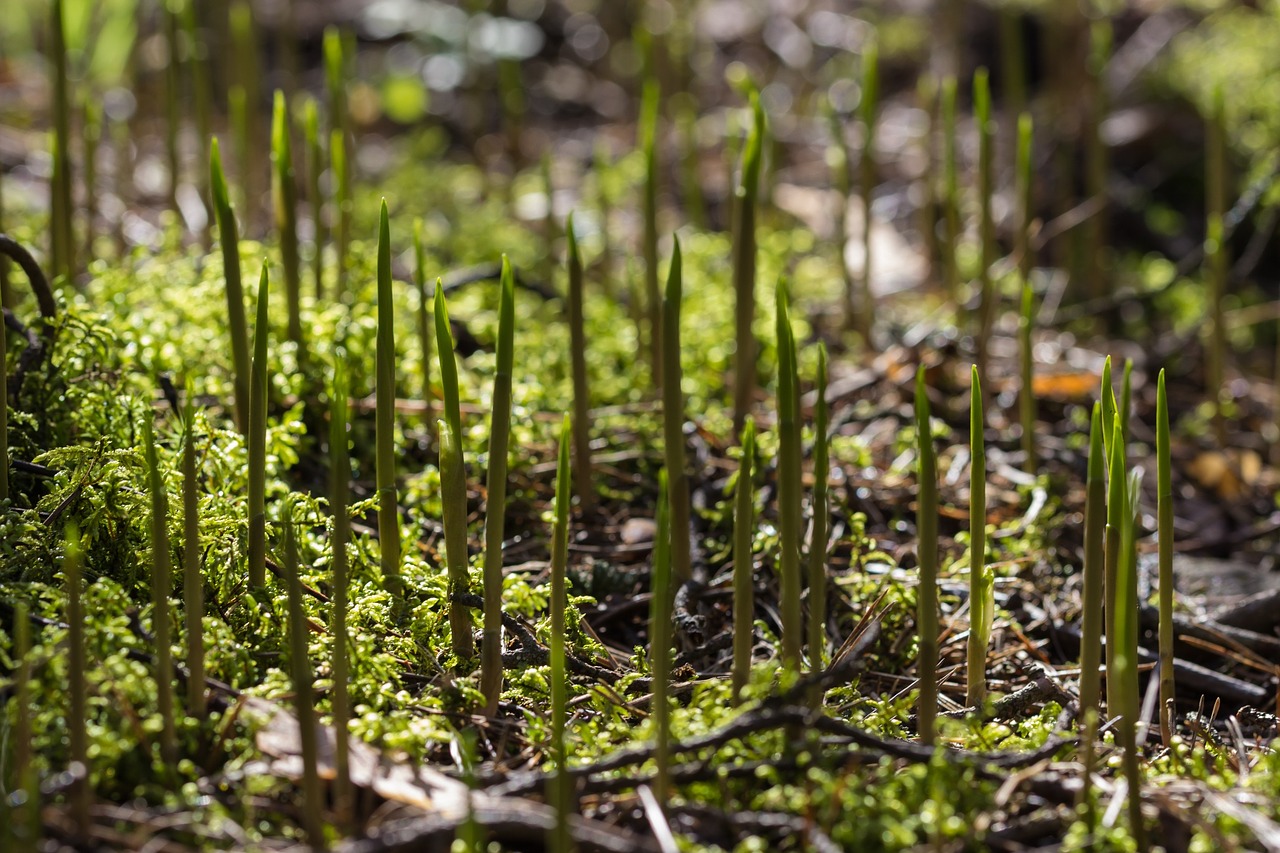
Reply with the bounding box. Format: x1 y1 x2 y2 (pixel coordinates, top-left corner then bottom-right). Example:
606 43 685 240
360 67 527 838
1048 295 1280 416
1112 422 1145 848
412 220 433 426
481 258 516 714
1100 355 1115 458
331 129 350 298
650 467 673 807
1120 358 1133 446
774 279 803 671
328 360 353 827
807 344 830 694
1078 402 1106 823
375 201 402 607
247 265 270 589
1105 402 1125 719
181 386 205 718
50 0 73 281
283 510 324 847
325 28 352 293
940 76 959 299
272 90 304 355
436 288 474 658
548 415 574 852
1156 370 1175 745
856 42 879 342
303 98 325 300
64 523 91 835
974 69 994 382
210 138 251 435
915 366 939 746
1206 86 1227 444
661 238 693 585
1019 280 1036 471
1016 113 1034 284
566 217 594 512
143 415 178 767
732 92 765 435
967 366 990 710
640 79 661 389
732 418 756 704
542 154 557 283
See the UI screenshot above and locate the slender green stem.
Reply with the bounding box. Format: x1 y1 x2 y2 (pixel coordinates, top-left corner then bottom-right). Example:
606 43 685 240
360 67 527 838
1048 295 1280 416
967 366 989 710
732 92 765 435
328 359 354 827
50 0 73 282
375 200 402 608
303 98 326 300
857 42 879 342
915 366 939 747
413 220 434 427
940 76 959 300
1078 402 1106 823
1112 421 1145 848
1100 355 1115 459
436 286 474 658
181 384 205 718
1156 370 1175 745
143 415 178 767
1016 113 1034 285
732 418 756 704
974 68 994 383
324 26 351 293
1120 358 1134 446
331 128 350 300
548 415 574 850
566 217 594 513
1104 399 1125 718
283 506 324 847
650 467 673 806
825 100 853 334
1019 279 1036 471
807 344 830 704
640 78 661 391
64 522 90 836
210 138 251 435
435 284 464 449
481 257 516 713
247 265 271 589
662 238 693 585
774 279 803 671
272 90 304 356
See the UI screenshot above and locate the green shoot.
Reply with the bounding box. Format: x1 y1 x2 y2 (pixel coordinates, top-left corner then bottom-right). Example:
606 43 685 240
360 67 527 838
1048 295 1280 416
1156 370 1175 745
247 265 270 589
1104 402 1125 721
436 290 474 659
324 27 351 294
640 78 661 390
1019 279 1036 471
940 76 959 299
283 508 324 847
967 366 990 710
413 219 433 426
304 98 326 300
1 163 10 307
331 128 350 298
481 257 516 714
50 0 73 282
143 414 178 767
566 216 594 513
661 237 693 585
1120 358 1133 446
774 279 803 671
807 344 830 694
1016 113 1034 284
65 522 91 835
181 385 205 718
272 90 304 354
328 359 354 827
650 467 673 806
732 417 756 704
1100 355 1116 458
1078 403 1106 822
856 41 879 341
974 68 994 382
210 138 251 435
914 366 939 746
375 201 402 607
548 415 573 851
732 91 765 433
1206 85 1227 444
1111 422 1146 848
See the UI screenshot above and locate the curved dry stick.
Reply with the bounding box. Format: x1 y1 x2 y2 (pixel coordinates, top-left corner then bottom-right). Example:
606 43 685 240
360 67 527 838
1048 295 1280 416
0 235 57 400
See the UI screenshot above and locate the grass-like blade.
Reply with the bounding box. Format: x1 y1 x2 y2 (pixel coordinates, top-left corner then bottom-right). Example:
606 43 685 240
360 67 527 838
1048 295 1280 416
328 359 354 826
272 90 304 355
639 78 661 390
181 384 205 718
143 414 178 767
650 466 673 806
210 138 251 435
1111 421 1146 848
807 344 830 696
375 200 402 608
283 506 325 846
915 366 939 746
732 417 756 703
435 282 464 449
974 68 994 381
1120 358 1133 446
436 288 474 658
1156 369 1175 745
247 265 271 589
304 98 326 300
662 237 693 585
548 414 574 850
967 365 990 710
1100 355 1116 459
413 219 434 426
1015 113 1034 283
774 278 803 671
1078 402 1106 822
1104 401 1125 721
324 26 351 294
331 127 351 297
732 91 765 433
566 216 594 513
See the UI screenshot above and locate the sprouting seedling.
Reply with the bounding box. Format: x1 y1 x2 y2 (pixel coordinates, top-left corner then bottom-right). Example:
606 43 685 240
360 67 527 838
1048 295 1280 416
856 40 879 342
272 90 305 356
1015 113 1034 285
64 522 91 836
436 288 474 659
732 90 765 434
210 138 251 435
412 219 434 427
328 359 354 827
324 27 348 154
1077 402 1106 823
330 127 350 298
807 344 830 699
1156 370 1175 745
548 414 574 852
143 414 178 768
12 601 37 845
1100 355 1116 458
940 75 959 299
49 0 73 282
303 98 326 300
774 278 803 671
283 506 325 848
661 237 693 586
480 256 516 715
566 216 594 514
1019 279 1036 472
1120 358 1133 446
732 417 756 704
639 77 661 390
1110 421 1146 848
650 466 674 807
375 201 403 609
914 366 939 747
181 384 205 719
1104 404 1125 722
973 68 995 383
967 366 991 710
247 264 271 589
81 97 101 263
323 26 351 288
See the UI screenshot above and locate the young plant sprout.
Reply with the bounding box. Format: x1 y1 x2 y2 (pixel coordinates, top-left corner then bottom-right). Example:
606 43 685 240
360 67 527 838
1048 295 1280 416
1078 403 1106 821
915 366 939 746
856 41 879 342
374 201 403 608
732 417 757 704
1111 422 1146 848
662 238 693 585
303 98 325 299
1100 355 1116 457
639 78 661 389
566 217 594 513
775 278 804 671
283 508 324 848
1 296 7 501
181 386 205 718
732 91 765 433
650 467 674 806
808 344 830 684
324 27 351 291
974 69 995 382
1156 370 1176 744
247 265 271 589
272 90 304 356
143 415 178 768
548 415 574 852
210 138 251 435
481 257 516 714
1120 358 1134 446
1104 407 1126 728
413 219 434 426
436 286 474 658
331 128 351 296
967 366 991 710
328 360 354 827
